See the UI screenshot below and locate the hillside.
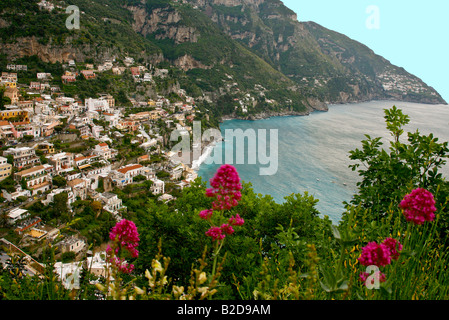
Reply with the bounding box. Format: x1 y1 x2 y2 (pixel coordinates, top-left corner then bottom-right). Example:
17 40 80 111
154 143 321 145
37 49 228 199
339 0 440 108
0 0 446 119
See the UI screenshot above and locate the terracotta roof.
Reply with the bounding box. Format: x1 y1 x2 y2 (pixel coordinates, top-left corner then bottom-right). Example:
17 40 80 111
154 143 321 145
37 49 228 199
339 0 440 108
74 156 87 162
117 164 142 174
68 178 85 187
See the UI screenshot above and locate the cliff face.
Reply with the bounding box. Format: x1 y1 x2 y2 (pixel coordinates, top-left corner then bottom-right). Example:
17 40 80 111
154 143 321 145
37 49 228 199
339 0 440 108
128 6 199 44
0 37 107 64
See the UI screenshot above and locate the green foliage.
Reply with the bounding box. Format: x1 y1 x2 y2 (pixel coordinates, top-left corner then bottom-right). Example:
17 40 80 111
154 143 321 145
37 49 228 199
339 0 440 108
0 175 16 193
52 175 67 188
348 106 449 219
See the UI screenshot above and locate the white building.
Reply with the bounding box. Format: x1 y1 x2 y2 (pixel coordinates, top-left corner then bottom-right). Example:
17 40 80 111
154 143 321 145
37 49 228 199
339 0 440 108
46 152 75 174
91 125 103 139
111 164 144 187
7 208 30 225
151 178 165 195
42 187 75 207
4 146 40 169
85 98 110 113
14 165 51 196
99 192 125 215
92 143 116 160
57 236 86 254
54 261 83 290
2 186 31 202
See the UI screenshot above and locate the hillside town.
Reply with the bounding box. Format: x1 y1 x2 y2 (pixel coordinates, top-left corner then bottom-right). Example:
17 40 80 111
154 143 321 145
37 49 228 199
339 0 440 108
0 58 209 286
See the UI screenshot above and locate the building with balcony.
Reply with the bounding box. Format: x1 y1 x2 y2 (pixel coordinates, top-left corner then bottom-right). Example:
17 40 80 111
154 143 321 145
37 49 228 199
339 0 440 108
0 109 29 123
46 152 75 174
4 146 40 169
0 156 12 181
14 165 51 195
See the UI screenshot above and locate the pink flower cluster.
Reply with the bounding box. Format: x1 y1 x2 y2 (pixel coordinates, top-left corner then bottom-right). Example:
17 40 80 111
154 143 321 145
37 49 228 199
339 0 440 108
203 216 245 241
200 165 244 242
399 188 437 225
229 214 245 226
382 237 403 260
107 219 140 274
206 164 242 211
358 241 393 267
358 238 402 285
358 238 402 267
110 256 135 274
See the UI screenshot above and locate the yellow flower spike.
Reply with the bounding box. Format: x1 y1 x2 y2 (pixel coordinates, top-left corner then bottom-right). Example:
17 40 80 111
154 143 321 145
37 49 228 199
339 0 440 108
198 272 207 285
152 260 163 273
173 285 185 297
95 283 105 292
134 286 145 295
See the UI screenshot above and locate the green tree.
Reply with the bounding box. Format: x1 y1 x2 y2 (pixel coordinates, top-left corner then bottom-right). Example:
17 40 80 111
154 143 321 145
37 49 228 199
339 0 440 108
52 175 67 188
52 192 70 222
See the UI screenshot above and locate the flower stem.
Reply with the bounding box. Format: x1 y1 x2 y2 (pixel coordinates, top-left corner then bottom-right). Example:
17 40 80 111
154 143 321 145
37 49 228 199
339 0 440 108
211 240 224 277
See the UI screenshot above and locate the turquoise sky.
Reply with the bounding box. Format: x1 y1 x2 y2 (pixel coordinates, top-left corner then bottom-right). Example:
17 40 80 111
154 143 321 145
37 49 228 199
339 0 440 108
282 0 449 103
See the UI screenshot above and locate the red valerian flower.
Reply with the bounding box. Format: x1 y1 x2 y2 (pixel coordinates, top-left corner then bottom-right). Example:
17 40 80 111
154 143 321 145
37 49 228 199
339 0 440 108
201 165 245 242
399 188 437 225
109 219 140 258
229 214 245 226
205 226 225 241
382 238 403 260
199 209 213 220
107 219 140 273
358 241 392 267
206 164 242 211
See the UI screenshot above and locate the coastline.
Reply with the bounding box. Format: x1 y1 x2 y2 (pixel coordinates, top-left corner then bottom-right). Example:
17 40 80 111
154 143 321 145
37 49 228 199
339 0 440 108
195 99 449 221
194 98 449 175
191 140 217 172
219 97 448 122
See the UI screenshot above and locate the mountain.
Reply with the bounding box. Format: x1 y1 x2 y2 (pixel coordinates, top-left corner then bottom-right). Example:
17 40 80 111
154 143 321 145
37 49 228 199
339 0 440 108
0 0 446 118
189 0 446 105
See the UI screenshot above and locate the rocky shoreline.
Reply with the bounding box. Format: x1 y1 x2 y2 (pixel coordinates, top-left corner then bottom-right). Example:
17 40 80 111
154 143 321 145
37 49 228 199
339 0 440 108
220 98 330 122
219 96 448 122
221 109 315 121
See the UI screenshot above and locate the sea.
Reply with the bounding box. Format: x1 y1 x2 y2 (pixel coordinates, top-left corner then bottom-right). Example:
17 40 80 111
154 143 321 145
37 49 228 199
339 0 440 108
197 101 449 223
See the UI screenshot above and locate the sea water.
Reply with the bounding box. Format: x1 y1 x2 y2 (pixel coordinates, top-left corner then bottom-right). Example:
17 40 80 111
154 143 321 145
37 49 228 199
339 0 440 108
198 101 449 223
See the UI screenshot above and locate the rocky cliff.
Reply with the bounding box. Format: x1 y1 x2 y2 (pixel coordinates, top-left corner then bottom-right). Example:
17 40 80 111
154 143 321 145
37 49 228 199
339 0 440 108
185 0 445 105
